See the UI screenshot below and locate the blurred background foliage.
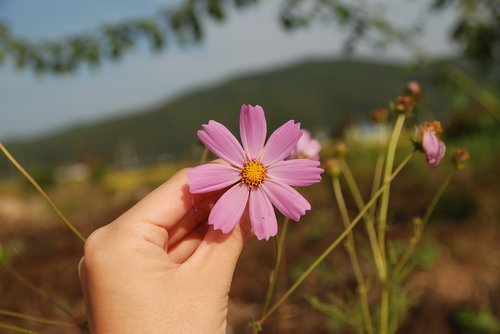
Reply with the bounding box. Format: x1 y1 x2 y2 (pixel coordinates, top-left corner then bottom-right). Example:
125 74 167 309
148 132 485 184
0 0 499 74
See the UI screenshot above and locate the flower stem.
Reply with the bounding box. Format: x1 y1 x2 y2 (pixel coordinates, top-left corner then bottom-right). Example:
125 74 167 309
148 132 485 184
0 143 86 243
421 171 455 228
377 114 406 334
443 65 500 124
261 218 290 315
369 125 387 222
339 157 385 281
199 147 209 164
0 322 38 334
394 170 455 274
377 114 405 261
332 177 374 334
255 153 413 328
0 309 75 328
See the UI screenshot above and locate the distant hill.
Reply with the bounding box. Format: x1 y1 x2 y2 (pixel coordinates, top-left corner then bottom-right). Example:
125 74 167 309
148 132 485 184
4 58 445 167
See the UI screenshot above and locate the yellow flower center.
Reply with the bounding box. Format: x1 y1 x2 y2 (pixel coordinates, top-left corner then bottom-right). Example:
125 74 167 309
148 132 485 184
241 160 267 188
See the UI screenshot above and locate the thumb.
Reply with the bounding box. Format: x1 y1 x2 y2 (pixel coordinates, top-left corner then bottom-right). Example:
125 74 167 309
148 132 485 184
186 219 252 287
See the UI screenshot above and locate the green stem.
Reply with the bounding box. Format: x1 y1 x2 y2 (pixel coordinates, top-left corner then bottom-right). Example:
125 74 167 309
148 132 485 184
421 171 455 228
377 114 406 258
369 125 387 222
443 65 500 124
255 153 413 328
261 218 289 315
394 171 456 274
332 177 374 334
377 114 406 334
199 147 209 164
0 322 38 334
0 309 75 328
340 157 385 280
253 218 289 334
0 143 86 243
2 265 74 319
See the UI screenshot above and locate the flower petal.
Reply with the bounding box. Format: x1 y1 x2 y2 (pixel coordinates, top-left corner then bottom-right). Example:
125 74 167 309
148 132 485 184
249 187 278 240
439 141 446 160
188 163 241 193
302 139 321 160
208 183 249 233
261 120 302 165
423 130 446 167
240 105 267 160
261 179 311 221
198 120 246 167
267 159 323 187
294 130 311 154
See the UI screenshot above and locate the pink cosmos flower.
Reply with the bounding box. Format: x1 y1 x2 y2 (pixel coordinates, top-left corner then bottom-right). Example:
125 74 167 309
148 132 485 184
188 105 323 240
422 129 446 167
291 130 321 160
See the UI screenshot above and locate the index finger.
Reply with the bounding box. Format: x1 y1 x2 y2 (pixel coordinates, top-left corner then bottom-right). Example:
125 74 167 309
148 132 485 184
116 168 212 230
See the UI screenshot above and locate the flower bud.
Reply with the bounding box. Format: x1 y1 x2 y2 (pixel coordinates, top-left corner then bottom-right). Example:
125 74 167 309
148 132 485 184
393 95 416 115
290 129 321 160
333 141 348 157
371 108 389 124
405 81 423 101
325 158 342 178
413 120 446 167
451 148 470 170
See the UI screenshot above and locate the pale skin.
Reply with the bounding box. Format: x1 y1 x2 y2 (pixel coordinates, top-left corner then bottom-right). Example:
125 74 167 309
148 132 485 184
79 168 250 333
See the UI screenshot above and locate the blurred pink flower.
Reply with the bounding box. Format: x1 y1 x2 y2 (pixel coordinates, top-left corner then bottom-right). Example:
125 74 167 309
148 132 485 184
422 129 446 167
188 105 323 240
291 130 321 160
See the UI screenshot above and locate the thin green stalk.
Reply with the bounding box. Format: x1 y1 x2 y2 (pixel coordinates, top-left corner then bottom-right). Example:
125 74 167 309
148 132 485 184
340 157 385 280
199 147 209 164
394 171 455 274
253 218 289 334
421 171 455 228
369 155 385 221
255 153 413 327
377 114 406 258
377 114 406 334
0 322 38 334
2 265 74 319
443 65 500 124
369 125 387 222
261 218 289 315
332 177 374 334
0 309 75 328
0 143 86 243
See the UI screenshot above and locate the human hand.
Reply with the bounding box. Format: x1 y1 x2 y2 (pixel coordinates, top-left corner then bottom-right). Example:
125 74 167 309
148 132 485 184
79 168 249 333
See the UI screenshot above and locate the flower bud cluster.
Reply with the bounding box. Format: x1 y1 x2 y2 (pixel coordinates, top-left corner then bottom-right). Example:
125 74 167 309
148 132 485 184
451 148 470 170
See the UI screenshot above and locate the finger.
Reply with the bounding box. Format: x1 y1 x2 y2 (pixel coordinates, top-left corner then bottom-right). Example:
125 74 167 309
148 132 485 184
186 215 252 284
116 168 214 230
167 193 220 247
168 223 209 264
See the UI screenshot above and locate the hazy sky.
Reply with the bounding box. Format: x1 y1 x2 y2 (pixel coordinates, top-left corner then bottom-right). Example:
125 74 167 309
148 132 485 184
0 0 458 141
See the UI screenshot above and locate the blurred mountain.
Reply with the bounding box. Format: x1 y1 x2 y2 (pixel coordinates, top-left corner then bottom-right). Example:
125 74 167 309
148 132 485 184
4 58 444 167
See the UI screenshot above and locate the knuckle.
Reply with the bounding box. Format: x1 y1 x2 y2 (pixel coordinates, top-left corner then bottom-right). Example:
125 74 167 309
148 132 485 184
83 225 114 267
